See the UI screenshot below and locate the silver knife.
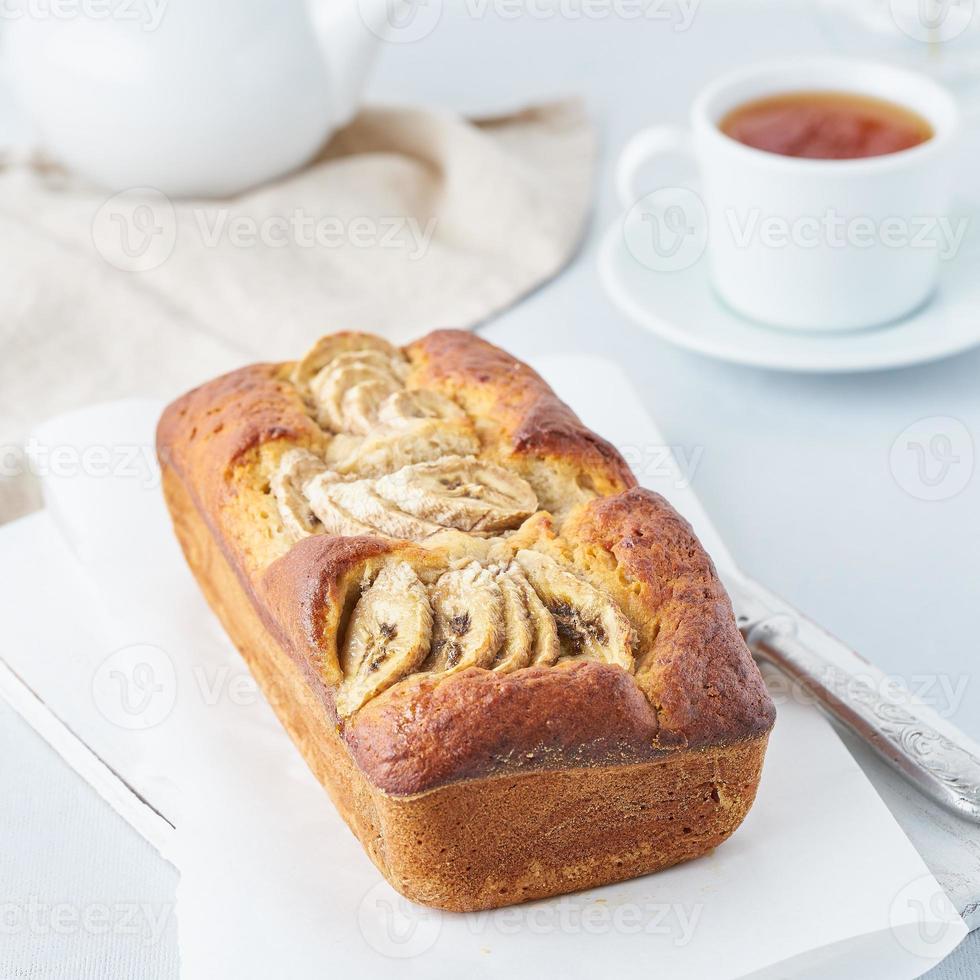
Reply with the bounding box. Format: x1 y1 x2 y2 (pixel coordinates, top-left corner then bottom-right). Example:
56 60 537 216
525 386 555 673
725 571 980 825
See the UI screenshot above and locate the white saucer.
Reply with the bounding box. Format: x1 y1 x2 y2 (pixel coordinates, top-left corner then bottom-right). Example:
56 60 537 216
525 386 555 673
597 210 980 373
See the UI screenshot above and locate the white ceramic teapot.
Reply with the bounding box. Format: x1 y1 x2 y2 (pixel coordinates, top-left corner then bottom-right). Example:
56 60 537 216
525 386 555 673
2 0 390 197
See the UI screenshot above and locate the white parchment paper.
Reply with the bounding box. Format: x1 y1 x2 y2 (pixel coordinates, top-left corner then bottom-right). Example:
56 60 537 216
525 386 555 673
16 358 967 979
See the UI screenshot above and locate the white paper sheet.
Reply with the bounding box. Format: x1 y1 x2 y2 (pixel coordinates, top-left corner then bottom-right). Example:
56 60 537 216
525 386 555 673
15 360 968 979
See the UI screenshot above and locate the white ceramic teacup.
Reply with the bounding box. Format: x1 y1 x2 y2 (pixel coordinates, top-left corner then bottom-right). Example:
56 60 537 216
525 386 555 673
616 59 961 331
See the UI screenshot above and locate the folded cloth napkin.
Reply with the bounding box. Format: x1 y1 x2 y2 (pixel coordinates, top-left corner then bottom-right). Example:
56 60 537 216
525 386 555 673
0 99 594 522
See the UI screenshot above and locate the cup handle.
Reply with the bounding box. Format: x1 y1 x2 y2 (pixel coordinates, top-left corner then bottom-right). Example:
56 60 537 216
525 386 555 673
615 125 695 210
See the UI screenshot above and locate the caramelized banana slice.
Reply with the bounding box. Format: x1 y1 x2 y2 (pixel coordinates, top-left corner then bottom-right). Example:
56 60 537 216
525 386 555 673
292 334 406 390
424 562 505 673
341 378 400 435
321 480 444 541
514 550 634 670
374 456 537 533
310 352 403 433
377 389 466 427
336 562 433 716
270 448 331 539
506 562 561 666
330 421 481 478
488 566 534 673
304 471 378 538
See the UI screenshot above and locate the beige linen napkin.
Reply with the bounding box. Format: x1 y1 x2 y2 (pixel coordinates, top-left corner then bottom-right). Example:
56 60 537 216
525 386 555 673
0 99 594 522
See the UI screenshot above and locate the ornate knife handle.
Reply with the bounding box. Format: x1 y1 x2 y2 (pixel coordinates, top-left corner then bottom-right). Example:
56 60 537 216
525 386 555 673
725 573 980 824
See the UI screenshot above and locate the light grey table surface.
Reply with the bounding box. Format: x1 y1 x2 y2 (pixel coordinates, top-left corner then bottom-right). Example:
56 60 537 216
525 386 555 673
3 1 980 977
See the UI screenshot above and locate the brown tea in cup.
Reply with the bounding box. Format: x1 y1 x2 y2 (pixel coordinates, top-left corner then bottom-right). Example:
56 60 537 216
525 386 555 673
719 91 933 160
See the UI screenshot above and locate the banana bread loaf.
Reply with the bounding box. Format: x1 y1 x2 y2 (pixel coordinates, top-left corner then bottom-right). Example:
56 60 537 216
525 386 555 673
157 329 775 912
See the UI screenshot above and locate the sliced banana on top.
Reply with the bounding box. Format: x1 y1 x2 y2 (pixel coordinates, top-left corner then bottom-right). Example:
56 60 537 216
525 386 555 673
336 562 433 717
294 458 530 545
310 351 404 433
320 479 444 541
340 378 400 435
374 456 537 533
481 561 562 673
292 335 406 391
328 418 481 478
304 470 378 538
505 562 561 667
423 562 505 673
514 549 634 671
377 389 466 427
488 566 534 673
270 448 332 539
332 551 636 716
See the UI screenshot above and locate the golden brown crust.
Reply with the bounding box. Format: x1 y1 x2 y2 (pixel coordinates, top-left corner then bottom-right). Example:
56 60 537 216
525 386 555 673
157 362 323 502
157 363 328 575
346 661 664 795
406 329 637 497
568 487 776 747
259 534 399 694
157 328 775 910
